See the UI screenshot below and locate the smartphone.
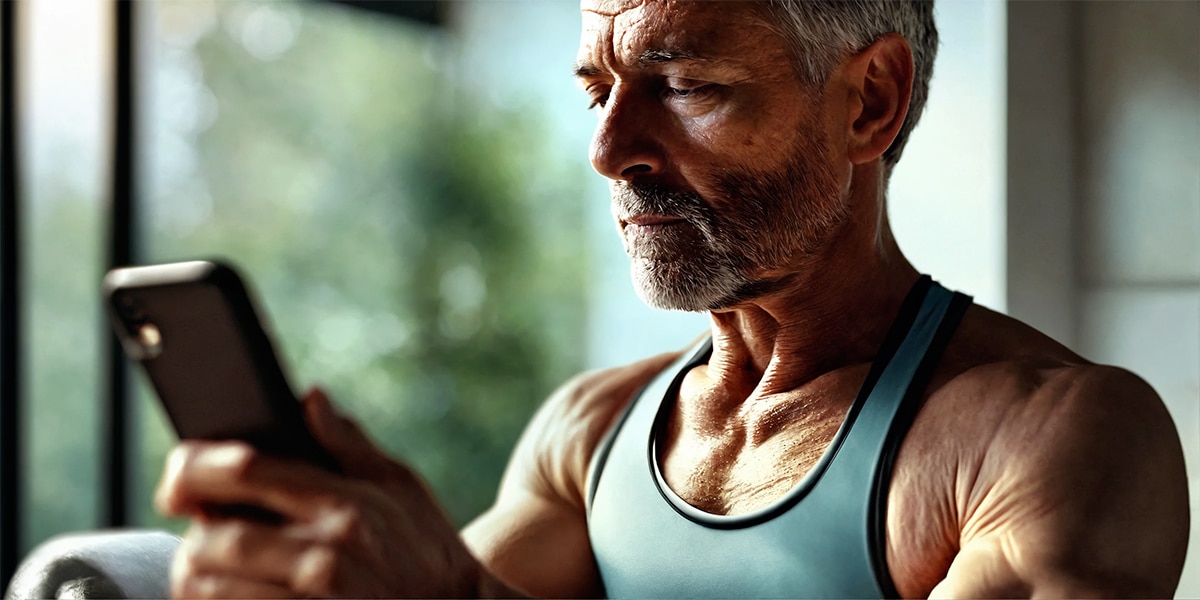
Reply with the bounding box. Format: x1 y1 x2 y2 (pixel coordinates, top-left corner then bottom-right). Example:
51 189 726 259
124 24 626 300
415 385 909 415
104 260 339 472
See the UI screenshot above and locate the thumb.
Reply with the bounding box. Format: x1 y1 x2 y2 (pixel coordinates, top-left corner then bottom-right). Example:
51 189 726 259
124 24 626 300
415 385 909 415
302 386 387 478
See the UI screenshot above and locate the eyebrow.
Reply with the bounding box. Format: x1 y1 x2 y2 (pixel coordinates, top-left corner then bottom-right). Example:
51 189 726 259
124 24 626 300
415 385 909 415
637 49 699 65
572 61 602 77
572 49 707 78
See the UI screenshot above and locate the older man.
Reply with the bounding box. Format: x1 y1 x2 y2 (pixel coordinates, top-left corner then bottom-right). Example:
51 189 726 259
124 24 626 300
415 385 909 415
157 0 1190 597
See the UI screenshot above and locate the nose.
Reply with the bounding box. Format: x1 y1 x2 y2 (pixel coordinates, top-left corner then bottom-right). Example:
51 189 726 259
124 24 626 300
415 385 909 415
588 91 666 181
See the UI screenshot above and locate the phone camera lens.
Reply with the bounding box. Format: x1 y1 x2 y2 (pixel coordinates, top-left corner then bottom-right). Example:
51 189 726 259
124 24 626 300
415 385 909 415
137 322 163 358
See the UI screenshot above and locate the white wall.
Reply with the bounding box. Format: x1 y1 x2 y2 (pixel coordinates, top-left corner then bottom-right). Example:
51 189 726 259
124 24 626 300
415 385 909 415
1008 2 1200 595
1077 3 1200 595
890 0 1007 312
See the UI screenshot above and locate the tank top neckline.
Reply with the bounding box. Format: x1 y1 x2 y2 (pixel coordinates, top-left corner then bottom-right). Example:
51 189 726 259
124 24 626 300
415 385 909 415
645 274 938 529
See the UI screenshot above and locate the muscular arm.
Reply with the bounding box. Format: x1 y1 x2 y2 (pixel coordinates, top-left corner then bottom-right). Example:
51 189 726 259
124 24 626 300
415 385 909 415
462 353 679 598
932 366 1190 598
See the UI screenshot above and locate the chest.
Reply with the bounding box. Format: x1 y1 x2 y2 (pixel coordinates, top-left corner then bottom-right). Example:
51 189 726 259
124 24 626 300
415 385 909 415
656 388 964 597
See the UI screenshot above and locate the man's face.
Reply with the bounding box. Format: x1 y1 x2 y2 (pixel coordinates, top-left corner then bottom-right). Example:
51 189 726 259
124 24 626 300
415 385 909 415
575 0 848 312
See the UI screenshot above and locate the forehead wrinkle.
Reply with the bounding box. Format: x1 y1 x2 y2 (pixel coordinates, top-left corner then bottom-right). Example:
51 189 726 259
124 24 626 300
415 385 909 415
581 7 629 17
580 0 649 18
578 1 762 79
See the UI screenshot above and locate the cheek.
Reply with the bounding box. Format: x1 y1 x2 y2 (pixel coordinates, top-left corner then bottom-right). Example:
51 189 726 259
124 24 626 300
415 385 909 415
673 110 757 171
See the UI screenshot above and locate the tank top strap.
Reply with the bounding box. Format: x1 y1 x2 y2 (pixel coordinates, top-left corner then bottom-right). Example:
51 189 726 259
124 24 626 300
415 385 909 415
817 276 973 594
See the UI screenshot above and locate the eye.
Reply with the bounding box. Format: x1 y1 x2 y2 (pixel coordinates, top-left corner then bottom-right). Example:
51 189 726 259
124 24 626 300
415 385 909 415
662 80 716 103
586 85 611 111
587 93 609 110
666 85 709 97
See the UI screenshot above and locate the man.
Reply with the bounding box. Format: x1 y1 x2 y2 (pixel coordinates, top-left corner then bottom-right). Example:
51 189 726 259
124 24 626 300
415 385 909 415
156 0 1191 597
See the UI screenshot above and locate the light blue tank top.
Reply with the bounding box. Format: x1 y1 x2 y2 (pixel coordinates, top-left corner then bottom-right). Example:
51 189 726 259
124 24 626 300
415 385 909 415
586 276 971 598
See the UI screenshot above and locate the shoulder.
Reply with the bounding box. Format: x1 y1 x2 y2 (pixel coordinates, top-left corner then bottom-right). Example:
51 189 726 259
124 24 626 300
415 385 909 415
929 304 1177 452
499 345 686 510
927 304 1185 506
910 305 1190 595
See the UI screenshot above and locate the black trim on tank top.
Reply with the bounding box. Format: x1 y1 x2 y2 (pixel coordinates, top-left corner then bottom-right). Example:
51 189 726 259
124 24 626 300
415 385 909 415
645 275 938 530
867 289 972 598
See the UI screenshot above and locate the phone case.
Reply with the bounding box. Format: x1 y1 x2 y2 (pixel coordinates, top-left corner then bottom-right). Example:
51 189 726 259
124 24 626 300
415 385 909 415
104 260 338 471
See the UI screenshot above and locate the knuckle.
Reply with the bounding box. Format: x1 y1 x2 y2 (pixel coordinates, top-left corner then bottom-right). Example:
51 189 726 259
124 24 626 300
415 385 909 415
170 548 201 598
180 521 242 571
322 503 363 544
181 575 223 600
153 481 183 516
212 521 251 564
292 546 339 596
218 442 259 482
155 447 195 514
177 528 202 565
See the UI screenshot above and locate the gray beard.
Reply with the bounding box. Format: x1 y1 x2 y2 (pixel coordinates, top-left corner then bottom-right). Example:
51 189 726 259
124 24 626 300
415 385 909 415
612 140 846 312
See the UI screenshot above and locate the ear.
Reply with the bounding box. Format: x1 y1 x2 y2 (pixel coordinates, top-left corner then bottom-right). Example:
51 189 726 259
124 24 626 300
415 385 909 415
840 33 914 165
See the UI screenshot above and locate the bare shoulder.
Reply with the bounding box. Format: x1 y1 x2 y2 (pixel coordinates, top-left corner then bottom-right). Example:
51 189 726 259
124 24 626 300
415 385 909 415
498 347 684 509
929 303 1179 448
908 304 1191 596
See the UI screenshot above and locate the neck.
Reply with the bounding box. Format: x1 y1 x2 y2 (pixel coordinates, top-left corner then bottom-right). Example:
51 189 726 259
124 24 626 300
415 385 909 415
704 192 918 400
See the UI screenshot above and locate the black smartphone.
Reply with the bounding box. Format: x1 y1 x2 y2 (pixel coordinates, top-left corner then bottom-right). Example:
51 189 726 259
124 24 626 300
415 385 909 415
104 260 339 472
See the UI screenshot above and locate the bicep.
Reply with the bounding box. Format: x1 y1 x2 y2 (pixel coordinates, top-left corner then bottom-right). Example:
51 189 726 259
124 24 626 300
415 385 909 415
463 490 602 598
932 369 1189 599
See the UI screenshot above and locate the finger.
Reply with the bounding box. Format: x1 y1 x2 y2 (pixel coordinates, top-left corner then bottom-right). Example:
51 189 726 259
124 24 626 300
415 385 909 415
181 518 315 586
177 515 365 597
172 571 296 600
302 386 388 478
156 440 354 520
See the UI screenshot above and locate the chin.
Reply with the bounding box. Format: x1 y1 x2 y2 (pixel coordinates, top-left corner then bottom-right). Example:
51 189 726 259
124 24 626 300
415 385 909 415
631 259 747 313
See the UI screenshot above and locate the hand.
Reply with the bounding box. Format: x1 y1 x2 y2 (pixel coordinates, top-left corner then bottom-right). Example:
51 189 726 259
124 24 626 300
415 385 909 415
156 388 490 598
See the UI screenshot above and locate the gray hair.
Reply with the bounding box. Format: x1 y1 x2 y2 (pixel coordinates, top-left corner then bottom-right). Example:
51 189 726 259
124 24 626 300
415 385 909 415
756 0 939 173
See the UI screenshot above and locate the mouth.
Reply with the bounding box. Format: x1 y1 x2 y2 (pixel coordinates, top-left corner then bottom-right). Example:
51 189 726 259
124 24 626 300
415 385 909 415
621 213 686 231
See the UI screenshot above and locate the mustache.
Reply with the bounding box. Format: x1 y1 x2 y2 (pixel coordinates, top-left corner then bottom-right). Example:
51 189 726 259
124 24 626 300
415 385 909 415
612 181 714 226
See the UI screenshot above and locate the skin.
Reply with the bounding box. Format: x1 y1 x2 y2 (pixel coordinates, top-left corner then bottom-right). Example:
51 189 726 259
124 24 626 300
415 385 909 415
157 1 1191 598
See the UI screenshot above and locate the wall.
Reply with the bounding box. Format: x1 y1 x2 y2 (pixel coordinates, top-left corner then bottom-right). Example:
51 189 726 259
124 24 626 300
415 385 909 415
1008 2 1200 595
